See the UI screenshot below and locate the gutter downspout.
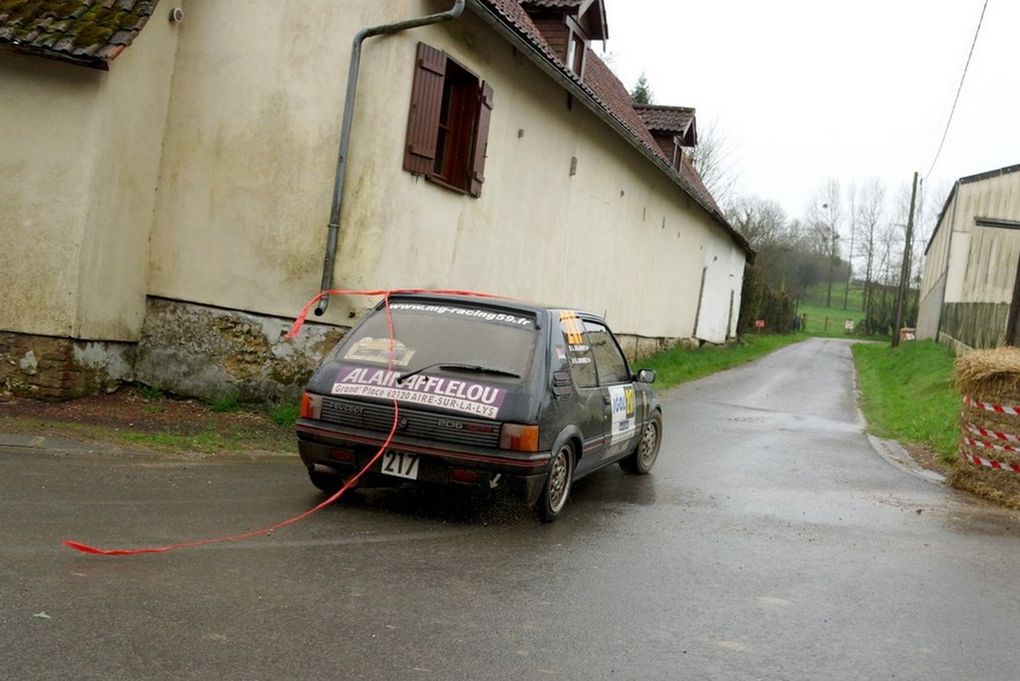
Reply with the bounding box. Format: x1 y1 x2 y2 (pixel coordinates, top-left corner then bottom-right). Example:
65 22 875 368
314 0 466 317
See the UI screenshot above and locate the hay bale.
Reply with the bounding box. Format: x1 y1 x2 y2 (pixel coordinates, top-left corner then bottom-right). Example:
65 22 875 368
954 346 1020 400
951 347 1020 507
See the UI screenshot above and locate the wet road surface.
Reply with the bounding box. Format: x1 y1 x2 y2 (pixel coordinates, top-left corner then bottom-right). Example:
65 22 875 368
3 337 1020 680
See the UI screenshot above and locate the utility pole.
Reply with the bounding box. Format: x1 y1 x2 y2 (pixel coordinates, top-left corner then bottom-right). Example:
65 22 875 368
892 171 919 348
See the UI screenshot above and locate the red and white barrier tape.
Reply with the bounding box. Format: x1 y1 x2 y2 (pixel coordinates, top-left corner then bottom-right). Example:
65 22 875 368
960 448 1020 473
963 421 1020 444
963 395 1020 416
962 436 1020 455
64 287 510 556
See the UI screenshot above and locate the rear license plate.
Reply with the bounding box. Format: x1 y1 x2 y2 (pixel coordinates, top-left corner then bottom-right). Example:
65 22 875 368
380 451 420 480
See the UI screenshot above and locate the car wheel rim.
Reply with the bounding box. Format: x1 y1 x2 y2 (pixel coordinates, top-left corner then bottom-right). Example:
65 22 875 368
639 421 658 467
548 446 571 513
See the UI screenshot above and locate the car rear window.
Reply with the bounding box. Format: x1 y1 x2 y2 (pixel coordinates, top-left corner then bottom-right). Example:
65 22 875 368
336 301 538 380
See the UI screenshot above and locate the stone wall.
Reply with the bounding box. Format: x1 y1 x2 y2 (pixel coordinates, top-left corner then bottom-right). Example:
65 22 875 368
133 298 348 403
0 332 133 400
617 334 687 363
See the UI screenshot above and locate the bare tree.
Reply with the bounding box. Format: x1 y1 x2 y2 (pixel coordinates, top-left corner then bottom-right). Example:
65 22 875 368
806 180 843 307
688 119 738 207
853 181 885 327
725 196 787 251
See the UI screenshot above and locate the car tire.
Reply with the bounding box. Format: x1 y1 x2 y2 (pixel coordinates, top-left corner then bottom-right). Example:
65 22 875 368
533 442 575 523
620 411 661 475
308 468 343 494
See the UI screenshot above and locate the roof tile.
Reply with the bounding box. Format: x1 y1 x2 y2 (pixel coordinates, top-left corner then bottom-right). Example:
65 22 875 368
0 0 159 68
481 0 729 222
634 105 695 134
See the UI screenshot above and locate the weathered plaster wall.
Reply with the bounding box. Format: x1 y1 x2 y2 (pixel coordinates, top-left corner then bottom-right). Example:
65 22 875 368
0 53 100 337
338 9 747 339
74 13 181 340
147 0 399 326
0 12 179 342
147 1 746 342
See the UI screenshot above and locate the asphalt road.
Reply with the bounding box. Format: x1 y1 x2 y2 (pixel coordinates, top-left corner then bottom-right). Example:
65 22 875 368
3 338 1020 681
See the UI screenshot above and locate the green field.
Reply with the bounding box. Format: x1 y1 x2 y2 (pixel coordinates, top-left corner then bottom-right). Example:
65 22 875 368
794 281 892 339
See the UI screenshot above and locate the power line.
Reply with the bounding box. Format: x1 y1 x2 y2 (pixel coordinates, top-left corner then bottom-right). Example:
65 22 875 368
923 0 990 180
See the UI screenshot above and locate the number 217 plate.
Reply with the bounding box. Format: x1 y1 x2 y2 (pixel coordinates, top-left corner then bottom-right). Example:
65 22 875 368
380 451 420 480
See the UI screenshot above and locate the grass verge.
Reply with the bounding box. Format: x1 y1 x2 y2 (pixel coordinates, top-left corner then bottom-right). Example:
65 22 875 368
851 340 959 464
639 333 806 389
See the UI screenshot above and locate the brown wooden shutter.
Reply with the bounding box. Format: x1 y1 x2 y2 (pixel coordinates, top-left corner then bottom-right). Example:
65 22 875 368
404 42 447 176
468 81 494 197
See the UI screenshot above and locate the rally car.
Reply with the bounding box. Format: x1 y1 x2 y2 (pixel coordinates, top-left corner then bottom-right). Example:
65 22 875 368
295 293 661 521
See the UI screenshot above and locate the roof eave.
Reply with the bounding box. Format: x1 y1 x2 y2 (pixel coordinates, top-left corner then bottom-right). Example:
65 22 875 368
467 0 752 260
1 44 109 70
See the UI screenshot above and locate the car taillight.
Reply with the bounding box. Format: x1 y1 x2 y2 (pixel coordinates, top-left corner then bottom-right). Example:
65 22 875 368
300 392 322 419
499 424 539 452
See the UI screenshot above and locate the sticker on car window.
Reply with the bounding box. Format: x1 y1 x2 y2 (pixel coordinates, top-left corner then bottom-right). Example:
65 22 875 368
388 303 534 328
559 311 586 346
330 364 507 419
609 385 637 444
344 338 416 367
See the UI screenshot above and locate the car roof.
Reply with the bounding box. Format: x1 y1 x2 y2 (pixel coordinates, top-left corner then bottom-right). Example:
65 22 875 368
383 291 606 324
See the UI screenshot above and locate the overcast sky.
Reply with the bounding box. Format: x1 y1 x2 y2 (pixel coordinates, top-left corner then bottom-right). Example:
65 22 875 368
602 0 1020 239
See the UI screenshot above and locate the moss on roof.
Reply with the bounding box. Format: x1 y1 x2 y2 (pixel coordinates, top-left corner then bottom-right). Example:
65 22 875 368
0 0 159 68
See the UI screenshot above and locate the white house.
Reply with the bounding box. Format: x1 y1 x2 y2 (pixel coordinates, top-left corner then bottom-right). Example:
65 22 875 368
0 0 751 400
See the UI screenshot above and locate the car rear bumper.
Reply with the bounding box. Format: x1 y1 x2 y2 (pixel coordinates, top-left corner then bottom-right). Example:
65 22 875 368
295 419 552 503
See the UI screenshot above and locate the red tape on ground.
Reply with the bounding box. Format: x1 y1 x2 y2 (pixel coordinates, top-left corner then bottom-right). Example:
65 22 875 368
64 287 509 556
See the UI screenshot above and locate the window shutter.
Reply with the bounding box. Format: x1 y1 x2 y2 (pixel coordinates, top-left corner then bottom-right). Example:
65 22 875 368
468 81 494 197
404 42 447 176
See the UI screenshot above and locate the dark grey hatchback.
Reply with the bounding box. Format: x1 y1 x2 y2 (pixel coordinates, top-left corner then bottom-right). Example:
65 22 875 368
296 293 661 521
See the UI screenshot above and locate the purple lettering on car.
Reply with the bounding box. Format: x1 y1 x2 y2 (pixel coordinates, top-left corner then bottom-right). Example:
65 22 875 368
331 364 508 419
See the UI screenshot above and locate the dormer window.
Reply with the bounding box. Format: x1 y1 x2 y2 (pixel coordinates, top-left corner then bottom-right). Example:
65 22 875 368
522 0 607 78
565 22 586 75
634 105 698 173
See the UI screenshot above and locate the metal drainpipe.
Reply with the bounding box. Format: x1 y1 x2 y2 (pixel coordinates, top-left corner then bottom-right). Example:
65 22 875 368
314 0 466 317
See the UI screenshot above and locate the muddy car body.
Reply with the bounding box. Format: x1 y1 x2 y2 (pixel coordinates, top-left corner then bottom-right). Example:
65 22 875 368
296 293 661 520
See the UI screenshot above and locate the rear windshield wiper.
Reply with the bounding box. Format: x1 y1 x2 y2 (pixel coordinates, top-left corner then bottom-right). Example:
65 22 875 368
397 363 521 384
